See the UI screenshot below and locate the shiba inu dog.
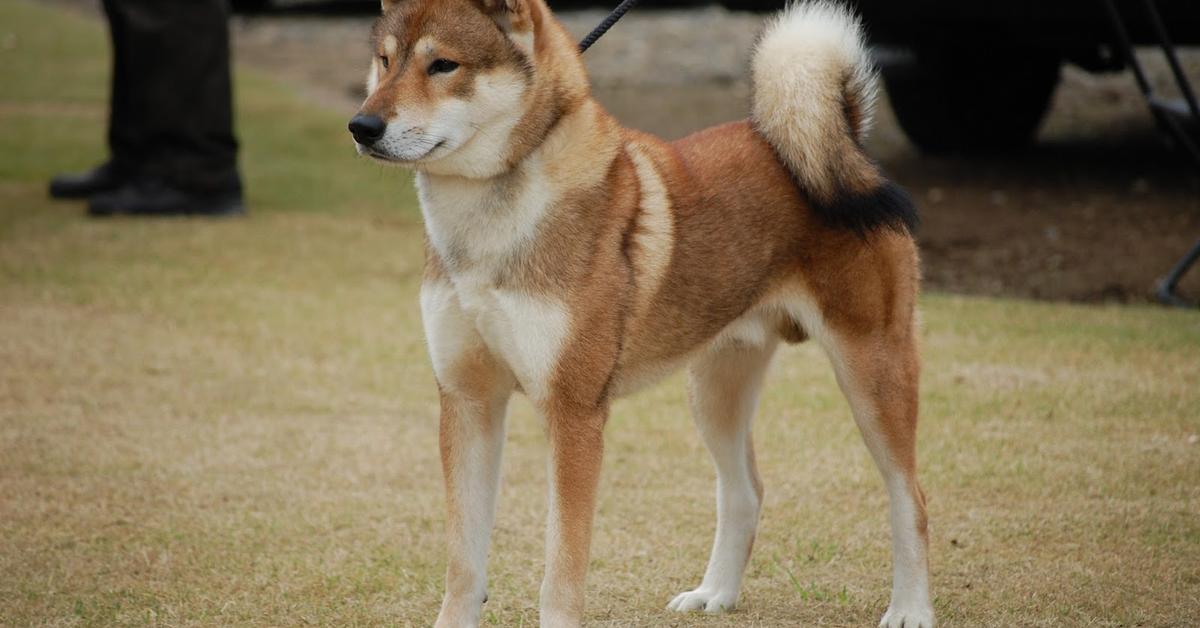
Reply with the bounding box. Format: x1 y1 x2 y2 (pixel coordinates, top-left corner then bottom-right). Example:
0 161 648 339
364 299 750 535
349 1 932 626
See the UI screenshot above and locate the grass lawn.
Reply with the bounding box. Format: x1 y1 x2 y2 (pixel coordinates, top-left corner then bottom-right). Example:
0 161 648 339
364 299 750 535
2 1 1199 625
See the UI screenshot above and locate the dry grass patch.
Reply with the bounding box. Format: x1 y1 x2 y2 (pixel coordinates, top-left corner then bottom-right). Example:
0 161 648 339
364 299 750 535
2 2 1200 626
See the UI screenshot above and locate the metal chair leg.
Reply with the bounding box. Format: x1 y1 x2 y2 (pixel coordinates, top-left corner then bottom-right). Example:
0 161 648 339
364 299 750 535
1156 239 1200 307
1102 0 1200 307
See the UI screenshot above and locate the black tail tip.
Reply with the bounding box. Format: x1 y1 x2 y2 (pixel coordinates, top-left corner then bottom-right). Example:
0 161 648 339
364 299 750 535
812 179 919 236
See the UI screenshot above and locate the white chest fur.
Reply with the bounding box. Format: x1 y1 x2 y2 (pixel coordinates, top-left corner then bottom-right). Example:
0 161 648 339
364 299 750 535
416 156 555 269
416 164 571 404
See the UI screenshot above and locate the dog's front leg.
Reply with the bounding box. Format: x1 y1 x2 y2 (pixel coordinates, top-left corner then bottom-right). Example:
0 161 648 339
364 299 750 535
423 280 514 628
539 399 607 628
434 384 511 628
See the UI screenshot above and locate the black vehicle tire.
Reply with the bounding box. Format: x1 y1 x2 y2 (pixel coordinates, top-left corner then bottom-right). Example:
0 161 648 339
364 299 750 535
881 46 1062 154
230 0 272 13
720 0 778 11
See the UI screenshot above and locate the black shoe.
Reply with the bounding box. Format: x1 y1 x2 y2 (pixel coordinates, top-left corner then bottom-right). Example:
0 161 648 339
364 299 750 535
49 161 129 199
88 178 245 218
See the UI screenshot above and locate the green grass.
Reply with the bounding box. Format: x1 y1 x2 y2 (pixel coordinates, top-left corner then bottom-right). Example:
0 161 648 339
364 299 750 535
2 1 1199 626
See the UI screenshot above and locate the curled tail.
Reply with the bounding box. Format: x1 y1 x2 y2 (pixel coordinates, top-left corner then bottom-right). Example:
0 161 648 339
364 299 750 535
751 2 917 234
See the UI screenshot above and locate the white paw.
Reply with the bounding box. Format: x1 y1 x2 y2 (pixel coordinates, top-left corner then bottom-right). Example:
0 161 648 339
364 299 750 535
433 614 479 628
666 588 738 613
879 604 935 628
434 597 482 628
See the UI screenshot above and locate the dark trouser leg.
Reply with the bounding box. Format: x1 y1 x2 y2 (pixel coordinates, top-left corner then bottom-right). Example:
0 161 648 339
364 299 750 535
101 0 140 175
103 0 241 195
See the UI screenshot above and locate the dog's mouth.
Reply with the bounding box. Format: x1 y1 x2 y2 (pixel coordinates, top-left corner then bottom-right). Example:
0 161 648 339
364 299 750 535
362 147 402 163
359 139 448 164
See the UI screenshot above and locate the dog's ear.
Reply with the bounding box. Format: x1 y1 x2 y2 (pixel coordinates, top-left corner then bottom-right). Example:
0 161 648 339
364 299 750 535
482 0 527 11
381 0 402 13
475 0 536 50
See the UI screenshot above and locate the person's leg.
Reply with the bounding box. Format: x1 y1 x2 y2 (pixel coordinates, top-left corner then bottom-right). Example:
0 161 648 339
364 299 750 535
48 0 139 199
112 0 240 195
87 0 243 215
103 0 145 175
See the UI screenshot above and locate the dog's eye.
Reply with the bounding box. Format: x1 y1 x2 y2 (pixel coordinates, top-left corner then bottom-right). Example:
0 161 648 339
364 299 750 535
379 55 389 70
427 59 460 75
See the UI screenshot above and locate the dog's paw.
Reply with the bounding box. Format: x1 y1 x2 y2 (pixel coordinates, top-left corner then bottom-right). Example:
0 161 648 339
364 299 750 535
433 597 483 628
666 588 738 613
879 604 935 628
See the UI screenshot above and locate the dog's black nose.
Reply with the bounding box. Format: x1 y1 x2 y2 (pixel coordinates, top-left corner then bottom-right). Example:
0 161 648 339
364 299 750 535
348 114 386 146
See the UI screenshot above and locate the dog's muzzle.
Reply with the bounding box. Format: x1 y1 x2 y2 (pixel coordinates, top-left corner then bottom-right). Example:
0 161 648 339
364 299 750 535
348 114 387 146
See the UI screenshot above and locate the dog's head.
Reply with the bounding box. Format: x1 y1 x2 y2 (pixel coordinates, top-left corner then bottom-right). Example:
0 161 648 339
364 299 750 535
349 0 583 178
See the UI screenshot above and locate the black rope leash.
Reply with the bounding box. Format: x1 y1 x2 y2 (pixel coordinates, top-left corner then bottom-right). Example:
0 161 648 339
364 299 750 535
578 0 643 53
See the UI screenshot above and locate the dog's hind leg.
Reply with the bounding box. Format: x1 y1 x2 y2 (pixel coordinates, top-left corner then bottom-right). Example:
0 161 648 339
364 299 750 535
798 299 934 628
668 338 777 613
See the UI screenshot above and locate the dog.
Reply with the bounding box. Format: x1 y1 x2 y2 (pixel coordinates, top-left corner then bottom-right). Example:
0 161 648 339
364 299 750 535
349 1 932 626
